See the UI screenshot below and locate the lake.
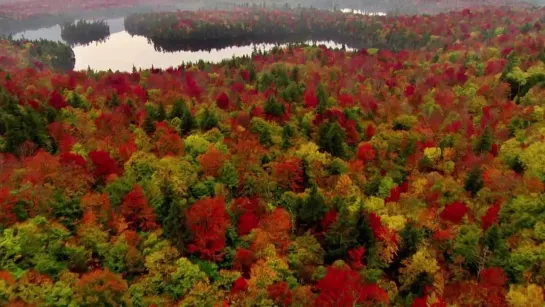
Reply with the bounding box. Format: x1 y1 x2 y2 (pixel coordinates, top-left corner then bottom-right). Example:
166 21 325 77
14 10 383 71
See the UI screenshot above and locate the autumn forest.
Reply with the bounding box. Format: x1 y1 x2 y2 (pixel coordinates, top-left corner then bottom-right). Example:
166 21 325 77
1 0 545 306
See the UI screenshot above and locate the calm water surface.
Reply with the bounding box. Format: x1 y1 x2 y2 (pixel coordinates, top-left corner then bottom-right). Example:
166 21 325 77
14 11 382 71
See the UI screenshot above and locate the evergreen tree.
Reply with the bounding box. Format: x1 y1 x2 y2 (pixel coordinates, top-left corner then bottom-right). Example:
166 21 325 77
249 64 257 82
170 100 186 119
323 207 359 263
1 92 51 154
258 129 273 147
108 92 120 108
297 185 327 230
318 121 346 158
157 103 166 122
316 82 328 114
219 162 239 191
281 124 294 149
68 92 85 109
264 95 285 117
44 106 58 124
464 167 484 196
162 200 187 253
291 66 300 82
200 109 218 131
143 112 156 135
157 183 174 224
474 126 493 154
180 106 195 135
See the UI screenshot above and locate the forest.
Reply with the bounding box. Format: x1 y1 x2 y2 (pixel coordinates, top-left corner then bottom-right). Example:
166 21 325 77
1 1 545 307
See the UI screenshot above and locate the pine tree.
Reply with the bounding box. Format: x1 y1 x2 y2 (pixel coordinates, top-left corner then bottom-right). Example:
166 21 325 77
157 183 174 224
143 112 156 135
297 185 327 230
163 199 187 252
2 93 51 155
219 162 239 191
108 92 120 108
291 66 300 82
474 126 493 154
323 207 359 262
157 103 166 122
249 64 257 82
68 92 85 109
180 106 195 135
264 95 285 117
281 124 294 149
316 82 328 114
465 167 484 196
170 100 186 119
200 109 218 131
318 121 346 158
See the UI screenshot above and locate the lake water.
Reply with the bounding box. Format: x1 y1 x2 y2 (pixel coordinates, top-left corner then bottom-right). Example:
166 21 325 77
14 10 383 71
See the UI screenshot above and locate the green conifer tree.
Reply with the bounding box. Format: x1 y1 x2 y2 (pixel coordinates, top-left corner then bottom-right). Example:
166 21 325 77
474 126 493 154
157 103 166 122
464 167 484 196
318 121 346 158
170 100 186 119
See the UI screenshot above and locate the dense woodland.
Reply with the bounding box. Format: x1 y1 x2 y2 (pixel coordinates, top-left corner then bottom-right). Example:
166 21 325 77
124 8 429 52
1 2 545 307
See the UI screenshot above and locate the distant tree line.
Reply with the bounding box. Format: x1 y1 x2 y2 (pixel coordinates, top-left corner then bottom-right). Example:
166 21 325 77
61 20 110 46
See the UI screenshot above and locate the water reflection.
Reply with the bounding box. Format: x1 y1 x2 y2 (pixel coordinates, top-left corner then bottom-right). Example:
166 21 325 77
12 10 384 72
13 25 63 42
340 9 386 16
74 31 351 71
146 34 360 53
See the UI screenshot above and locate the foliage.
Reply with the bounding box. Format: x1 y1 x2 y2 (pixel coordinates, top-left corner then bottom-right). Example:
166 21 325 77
1 5 545 305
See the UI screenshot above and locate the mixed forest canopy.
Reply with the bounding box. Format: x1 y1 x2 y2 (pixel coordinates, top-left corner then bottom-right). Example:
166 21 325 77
1 1 545 306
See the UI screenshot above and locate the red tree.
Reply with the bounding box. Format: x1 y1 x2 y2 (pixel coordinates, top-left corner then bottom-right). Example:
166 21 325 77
89 150 120 180
216 92 230 110
478 267 508 307
268 282 292 307
272 157 303 192
237 212 259 236
348 246 365 269
155 130 184 157
48 90 67 110
365 124 376 139
198 145 229 178
321 209 338 231
186 197 230 260
0 188 16 227
304 88 318 108
231 277 248 294
60 152 87 169
315 266 388 307
481 202 501 230
440 201 468 224
121 185 158 231
119 140 138 162
258 207 292 253
385 185 403 203
357 142 376 162
234 248 254 277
